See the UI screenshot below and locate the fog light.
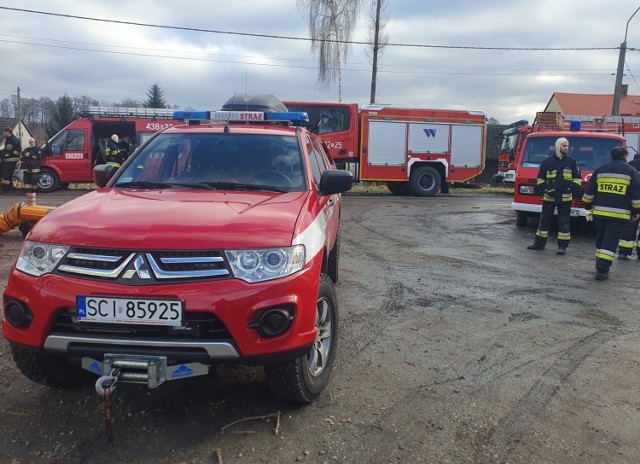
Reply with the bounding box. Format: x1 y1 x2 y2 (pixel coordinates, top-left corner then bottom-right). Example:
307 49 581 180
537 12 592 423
4 301 33 329
253 308 292 338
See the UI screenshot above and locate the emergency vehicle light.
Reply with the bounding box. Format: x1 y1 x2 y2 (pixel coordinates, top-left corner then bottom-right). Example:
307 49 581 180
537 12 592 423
173 111 210 120
570 120 581 131
172 110 309 123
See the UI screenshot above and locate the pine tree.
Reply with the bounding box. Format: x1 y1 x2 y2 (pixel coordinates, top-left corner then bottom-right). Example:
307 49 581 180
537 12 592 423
47 95 75 138
144 83 168 109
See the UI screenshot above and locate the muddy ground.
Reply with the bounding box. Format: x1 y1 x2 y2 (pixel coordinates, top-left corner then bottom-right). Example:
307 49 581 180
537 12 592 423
1 188 640 464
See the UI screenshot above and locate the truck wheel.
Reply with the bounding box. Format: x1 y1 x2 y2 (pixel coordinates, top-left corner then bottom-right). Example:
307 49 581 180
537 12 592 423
265 274 338 404
515 211 529 227
387 182 410 196
327 235 340 283
10 345 93 388
409 166 441 197
37 168 59 193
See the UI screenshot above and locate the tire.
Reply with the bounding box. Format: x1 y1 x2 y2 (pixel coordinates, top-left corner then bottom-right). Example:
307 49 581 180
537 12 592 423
327 234 340 283
515 211 529 227
265 274 338 404
10 345 93 388
409 165 441 197
387 182 410 196
37 168 59 193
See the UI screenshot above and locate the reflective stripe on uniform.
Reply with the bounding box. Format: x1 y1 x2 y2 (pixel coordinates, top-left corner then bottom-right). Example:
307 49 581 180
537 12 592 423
536 229 549 239
557 231 571 241
596 248 616 262
593 205 631 220
619 239 634 250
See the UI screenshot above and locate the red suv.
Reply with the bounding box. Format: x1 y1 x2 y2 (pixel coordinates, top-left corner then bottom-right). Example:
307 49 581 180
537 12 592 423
2 94 352 403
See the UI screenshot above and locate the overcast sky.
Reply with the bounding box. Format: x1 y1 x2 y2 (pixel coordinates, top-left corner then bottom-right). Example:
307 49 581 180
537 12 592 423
2 0 640 124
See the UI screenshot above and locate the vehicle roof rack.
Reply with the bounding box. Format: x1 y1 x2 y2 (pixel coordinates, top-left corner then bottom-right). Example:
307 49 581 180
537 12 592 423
80 106 177 118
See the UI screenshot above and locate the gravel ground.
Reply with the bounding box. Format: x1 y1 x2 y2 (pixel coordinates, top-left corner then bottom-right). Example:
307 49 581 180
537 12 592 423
1 187 639 464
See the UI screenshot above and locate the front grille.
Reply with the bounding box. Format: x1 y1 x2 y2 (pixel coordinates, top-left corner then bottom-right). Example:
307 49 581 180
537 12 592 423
56 247 231 284
51 308 231 340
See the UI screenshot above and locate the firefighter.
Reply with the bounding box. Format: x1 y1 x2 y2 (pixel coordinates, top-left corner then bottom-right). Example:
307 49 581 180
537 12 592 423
20 138 42 192
526 137 582 255
583 146 640 280
1 127 21 193
616 153 640 259
105 134 126 166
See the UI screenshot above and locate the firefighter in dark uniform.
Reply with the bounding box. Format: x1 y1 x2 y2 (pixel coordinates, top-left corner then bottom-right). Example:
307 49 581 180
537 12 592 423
616 153 640 259
527 137 582 255
20 138 42 192
583 146 640 280
105 134 126 167
1 127 21 193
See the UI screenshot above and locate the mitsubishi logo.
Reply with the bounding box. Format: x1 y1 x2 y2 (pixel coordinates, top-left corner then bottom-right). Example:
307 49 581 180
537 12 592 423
122 254 151 279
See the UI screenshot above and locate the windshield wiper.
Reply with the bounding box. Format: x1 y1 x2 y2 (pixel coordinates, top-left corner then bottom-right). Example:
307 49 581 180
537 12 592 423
166 182 215 190
114 181 172 189
201 182 287 193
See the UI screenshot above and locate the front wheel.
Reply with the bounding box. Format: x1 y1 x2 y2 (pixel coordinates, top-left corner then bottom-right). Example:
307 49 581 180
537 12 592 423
387 182 410 196
265 274 338 403
515 211 529 227
37 168 60 193
409 165 441 197
11 345 93 388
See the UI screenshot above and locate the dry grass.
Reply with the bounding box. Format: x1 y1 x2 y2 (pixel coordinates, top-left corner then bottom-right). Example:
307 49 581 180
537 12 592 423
349 182 514 195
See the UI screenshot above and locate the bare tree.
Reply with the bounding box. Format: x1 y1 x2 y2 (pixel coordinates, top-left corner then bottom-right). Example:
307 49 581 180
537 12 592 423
366 0 389 104
297 0 362 101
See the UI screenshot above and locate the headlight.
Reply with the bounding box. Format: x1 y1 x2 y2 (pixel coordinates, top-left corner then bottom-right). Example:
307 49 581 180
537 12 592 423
519 185 535 194
16 240 70 277
225 245 305 283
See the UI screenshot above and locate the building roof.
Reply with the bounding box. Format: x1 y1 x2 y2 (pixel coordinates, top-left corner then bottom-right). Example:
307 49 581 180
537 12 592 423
545 92 640 117
0 117 19 131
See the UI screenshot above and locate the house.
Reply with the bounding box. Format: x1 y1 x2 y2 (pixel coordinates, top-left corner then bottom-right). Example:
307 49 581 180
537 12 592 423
544 86 640 117
0 118 35 151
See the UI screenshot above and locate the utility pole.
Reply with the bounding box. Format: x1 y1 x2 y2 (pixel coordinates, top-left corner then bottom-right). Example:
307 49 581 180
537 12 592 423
369 0 381 104
612 7 640 116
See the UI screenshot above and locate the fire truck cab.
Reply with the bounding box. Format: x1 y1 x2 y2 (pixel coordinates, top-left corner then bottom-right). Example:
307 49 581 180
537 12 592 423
38 107 181 193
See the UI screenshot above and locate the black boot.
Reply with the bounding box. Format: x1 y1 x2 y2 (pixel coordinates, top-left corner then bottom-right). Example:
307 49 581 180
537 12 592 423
527 243 545 250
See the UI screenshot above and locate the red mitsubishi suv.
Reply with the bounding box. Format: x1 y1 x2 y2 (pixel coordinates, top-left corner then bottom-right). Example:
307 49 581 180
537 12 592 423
2 94 352 403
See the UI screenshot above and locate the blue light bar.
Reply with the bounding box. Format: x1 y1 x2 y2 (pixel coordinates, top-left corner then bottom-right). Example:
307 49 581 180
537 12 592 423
171 110 309 124
173 110 210 120
265 112 309 122
570 120 581 132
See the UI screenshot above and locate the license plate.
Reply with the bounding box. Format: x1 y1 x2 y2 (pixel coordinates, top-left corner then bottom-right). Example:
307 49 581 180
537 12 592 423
77 296 183 326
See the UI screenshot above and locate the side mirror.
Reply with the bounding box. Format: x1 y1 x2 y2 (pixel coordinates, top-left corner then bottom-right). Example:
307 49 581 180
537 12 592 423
93 164 118 187
319 169 352 195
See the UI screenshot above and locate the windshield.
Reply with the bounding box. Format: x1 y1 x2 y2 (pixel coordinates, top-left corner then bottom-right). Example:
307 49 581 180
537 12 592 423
114 133 306 192
521 136 622 172
286 105 350 135
499 130 519 154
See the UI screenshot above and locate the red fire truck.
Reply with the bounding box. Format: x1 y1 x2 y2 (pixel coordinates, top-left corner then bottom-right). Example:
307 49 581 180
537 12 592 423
37 107 182 192
512 112 640 226
284 101 487 196
495 119 530 186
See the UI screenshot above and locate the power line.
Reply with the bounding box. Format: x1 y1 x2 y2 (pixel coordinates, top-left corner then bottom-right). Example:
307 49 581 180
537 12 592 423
0 34 620 72
0 37 617 77
0 6 618 51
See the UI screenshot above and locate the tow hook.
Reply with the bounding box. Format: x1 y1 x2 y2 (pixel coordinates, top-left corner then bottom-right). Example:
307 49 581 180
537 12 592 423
84 354 210 444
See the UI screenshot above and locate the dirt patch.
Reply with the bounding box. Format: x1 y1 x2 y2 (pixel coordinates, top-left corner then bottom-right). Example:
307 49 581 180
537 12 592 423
1 190 639 463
